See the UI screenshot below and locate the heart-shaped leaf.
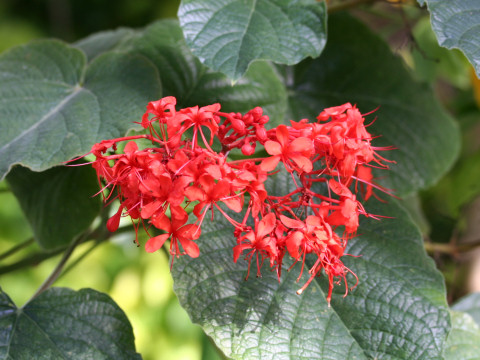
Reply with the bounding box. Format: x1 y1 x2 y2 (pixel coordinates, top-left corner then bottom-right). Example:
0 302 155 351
75 20 287 125
285 13 460 196
171 177 450 359
0 40 161 180
0 287 140 359
178 0 327 81
420 0 480 78
443 311 480 360
6 164 100 250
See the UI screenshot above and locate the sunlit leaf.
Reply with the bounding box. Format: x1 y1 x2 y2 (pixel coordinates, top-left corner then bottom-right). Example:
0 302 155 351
443 311 480 360
452 292 480 326
420 0 480 78
0 40 161 180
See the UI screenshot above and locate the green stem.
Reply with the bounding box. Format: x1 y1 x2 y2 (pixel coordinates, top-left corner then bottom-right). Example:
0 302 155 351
26 234 86 303
0 237 35 261
56 240 102 281
0 223 132 276
0 247 65 275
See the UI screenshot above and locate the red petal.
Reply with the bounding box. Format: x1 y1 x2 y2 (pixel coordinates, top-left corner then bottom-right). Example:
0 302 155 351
184 186 206 202
179 238 200 258
257 213 276 238
286 231 303 260
141 200 162 219
145 234 170 253
260 155 280 172
275 125 290 147
290 154 313 173
328 179 352 197
151 212 172 233
223 196 243 213
124 141 138 154
289 137 313 154
178 224 201 240
106 206 123 232
171 206 188 228
233 243 251 262
280 215 304 229
264 140 282 155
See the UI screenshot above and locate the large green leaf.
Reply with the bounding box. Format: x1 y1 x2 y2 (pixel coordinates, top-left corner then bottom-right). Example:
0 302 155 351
0 40 161 180
285 13 460 196
6 164 100 250
171 179 450 359
177 0 327 81
420 0 480 78
452 292 480 326
75 20 287 125
443 311 480 360
0 287 140 359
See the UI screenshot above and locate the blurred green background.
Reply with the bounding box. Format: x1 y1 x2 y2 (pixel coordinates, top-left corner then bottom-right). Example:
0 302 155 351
1 1 480 359
0 1 224 359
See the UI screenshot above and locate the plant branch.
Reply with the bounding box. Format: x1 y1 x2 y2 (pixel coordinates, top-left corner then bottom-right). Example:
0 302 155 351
56 240 102 281
327 0 380 13
424 239 480 255
0 237 35 261
0 224 132 276
25 233 86 304
0 247 65 275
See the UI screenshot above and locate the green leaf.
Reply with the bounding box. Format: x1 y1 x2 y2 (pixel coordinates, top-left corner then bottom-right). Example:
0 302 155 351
421 0 480 78
177 0 327 81
0 287 140 360
411 17 470 88
171 185 450 359
6 164 100 250
443 311 480 360
286 13 460 196
75 20 287 125
0 40 161 180
452 292 480 326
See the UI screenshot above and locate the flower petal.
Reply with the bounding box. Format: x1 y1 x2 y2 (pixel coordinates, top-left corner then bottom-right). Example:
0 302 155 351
257 213 276 238
260 155 280 172
264 140 282 155
145 234 170 253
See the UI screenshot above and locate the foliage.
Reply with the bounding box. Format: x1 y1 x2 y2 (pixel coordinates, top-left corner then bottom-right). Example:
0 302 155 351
1 0 480 359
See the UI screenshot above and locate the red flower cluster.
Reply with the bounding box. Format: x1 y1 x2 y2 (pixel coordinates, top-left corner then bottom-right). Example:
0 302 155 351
87 97 394 305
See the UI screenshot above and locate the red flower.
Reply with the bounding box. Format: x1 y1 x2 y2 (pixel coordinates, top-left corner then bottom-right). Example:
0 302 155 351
260 125 314 173
145 206 201 258
233 213 278 278
85 96 393 304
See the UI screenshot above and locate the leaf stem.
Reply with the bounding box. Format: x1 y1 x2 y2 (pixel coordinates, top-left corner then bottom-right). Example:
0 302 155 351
0 237 35 261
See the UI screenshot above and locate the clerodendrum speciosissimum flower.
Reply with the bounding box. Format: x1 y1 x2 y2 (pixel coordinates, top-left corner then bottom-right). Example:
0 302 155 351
83 97 394 305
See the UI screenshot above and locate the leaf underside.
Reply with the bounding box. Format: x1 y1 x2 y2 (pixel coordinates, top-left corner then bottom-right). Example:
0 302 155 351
177 0 327 81
421 0 480 78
